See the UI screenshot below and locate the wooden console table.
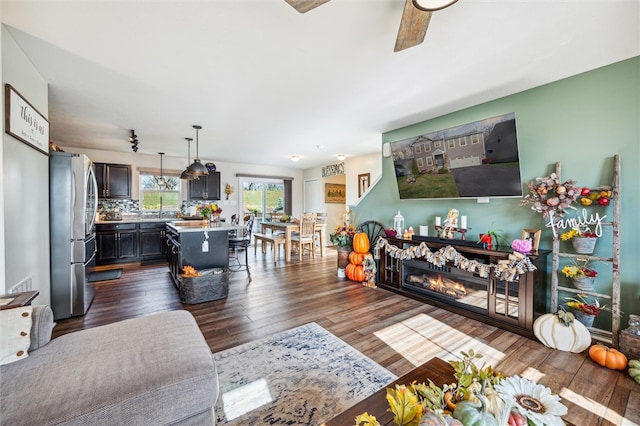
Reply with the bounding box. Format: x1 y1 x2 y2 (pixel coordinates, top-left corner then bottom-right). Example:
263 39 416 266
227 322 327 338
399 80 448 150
322 357 455 426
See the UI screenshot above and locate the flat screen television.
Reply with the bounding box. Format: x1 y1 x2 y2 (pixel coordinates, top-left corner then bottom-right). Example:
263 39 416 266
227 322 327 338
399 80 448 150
390 112 523 200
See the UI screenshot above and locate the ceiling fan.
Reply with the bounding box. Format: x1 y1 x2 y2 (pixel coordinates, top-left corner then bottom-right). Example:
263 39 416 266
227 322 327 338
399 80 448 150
284 0 459 52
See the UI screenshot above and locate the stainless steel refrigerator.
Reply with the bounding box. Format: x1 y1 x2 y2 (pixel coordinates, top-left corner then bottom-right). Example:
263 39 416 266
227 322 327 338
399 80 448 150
50 152 98 320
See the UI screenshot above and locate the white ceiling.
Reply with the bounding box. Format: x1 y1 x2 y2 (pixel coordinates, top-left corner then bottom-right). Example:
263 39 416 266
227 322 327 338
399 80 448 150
2 0 639 169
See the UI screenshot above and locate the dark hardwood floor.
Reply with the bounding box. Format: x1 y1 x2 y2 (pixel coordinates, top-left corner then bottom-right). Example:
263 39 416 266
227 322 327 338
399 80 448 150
53 248 638 426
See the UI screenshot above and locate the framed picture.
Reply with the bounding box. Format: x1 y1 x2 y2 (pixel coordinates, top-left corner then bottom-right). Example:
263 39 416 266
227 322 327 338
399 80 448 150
358 173 370 197
522 229 541 251
325 183 346 203
4 84 50 155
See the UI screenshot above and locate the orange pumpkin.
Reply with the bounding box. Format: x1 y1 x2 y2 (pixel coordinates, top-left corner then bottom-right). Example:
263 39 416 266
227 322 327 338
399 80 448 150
588 344 628 370
352 233 370 254
349 251 365 265
345 263 365 282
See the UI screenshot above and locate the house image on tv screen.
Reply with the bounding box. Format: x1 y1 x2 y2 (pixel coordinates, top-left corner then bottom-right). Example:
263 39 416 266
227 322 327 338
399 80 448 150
390 113 523 199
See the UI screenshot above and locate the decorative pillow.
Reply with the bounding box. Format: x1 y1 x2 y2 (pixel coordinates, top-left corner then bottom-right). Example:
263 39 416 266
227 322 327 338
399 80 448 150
0 306 33 365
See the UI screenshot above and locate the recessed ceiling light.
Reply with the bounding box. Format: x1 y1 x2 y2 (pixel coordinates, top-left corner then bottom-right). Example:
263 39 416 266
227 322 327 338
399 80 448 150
291 155 300 162
337 154 346 161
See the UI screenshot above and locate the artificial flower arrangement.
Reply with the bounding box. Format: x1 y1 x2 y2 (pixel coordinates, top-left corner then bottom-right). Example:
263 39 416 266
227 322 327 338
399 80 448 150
355 350 567 426
330 224 357 247
521 173 580 218
561 264 598 279
564 294 610 317
560 226 597 240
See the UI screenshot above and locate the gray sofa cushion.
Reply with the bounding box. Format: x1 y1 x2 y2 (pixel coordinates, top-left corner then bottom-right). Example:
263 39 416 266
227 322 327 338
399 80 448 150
0 310 218 425
29 305 55 352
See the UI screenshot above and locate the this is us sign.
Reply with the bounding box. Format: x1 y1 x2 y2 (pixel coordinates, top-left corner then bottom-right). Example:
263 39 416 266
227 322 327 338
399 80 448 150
4 84 50 155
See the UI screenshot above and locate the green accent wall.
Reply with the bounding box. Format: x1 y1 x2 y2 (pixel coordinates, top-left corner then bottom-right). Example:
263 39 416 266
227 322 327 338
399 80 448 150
353 57 639 326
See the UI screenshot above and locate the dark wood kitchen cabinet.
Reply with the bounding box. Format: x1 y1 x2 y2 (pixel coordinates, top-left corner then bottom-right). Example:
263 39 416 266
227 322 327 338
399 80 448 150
95 163 132 199
139 222 167 261
96 223 137 264
188 171 220 200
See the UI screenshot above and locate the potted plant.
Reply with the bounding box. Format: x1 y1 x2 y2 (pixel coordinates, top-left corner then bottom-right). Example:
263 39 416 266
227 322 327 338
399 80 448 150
564 294 611 328
330 225 356 270
561 263 598 290
561 226 598 254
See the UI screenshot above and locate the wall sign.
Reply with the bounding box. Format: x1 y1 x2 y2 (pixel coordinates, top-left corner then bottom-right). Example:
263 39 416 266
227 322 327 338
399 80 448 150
322 162 345 177
4 84 50 155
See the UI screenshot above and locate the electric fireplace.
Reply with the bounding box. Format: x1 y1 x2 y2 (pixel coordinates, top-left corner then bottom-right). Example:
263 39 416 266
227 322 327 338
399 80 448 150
378 237 550 337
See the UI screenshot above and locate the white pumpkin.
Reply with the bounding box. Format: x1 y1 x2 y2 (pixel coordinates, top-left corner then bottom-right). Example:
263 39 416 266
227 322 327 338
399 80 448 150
533 312 591 353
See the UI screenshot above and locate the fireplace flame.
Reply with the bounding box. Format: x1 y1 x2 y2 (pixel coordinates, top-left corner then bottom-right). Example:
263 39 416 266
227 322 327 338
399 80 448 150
426 274 467 297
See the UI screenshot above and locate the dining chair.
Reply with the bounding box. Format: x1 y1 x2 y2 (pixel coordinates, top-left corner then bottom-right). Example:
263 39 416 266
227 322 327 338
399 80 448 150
291 213 316 260
314 212 327 255
229 214 254 280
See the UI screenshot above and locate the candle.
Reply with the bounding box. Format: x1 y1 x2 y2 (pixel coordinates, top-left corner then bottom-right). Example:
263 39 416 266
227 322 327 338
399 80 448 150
435 217 441 227
461 216 467 229
419 225 429 236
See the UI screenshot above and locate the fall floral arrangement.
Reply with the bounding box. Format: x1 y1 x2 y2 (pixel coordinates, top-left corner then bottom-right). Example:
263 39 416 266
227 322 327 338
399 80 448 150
330 224 356 247
521 173 580 218
564 294 610 317
355 350 567 426
560 226 597 240
561 264 598 279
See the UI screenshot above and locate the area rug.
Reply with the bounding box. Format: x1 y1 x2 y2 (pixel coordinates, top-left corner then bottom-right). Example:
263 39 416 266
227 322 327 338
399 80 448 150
213 322 397 425
87 269 122 282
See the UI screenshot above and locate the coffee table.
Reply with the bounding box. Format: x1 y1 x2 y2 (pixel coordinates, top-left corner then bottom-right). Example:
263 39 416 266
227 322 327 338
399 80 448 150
322 357 455 426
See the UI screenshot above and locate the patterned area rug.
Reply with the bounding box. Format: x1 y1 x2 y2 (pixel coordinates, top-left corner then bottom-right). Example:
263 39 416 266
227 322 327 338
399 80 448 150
213 322 397 425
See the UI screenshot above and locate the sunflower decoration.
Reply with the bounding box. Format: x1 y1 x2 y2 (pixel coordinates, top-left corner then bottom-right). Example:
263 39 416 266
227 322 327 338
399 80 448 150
521 173 580 219
495 375 568 426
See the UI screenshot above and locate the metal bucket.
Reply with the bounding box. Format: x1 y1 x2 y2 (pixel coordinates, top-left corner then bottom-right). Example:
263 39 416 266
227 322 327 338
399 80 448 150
571 237 597 254
573 276 595 291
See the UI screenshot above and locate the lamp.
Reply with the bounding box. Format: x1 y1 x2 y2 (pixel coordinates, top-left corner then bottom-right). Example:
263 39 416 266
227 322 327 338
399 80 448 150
180 138 199 180
411 0 459 11
187 125 209 176
157 152 166 188
337 154 346 161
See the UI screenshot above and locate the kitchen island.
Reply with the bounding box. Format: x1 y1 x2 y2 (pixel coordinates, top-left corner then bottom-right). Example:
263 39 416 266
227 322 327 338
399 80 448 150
165 221 239 286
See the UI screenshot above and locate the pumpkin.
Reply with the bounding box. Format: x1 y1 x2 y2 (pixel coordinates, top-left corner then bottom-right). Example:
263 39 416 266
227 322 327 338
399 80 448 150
588 344 628 370
464 382 504 418
352 232 370 254
345 263 365 282
533 312 591 353
629 360 640 384
453 393 499 426
349 251 365 266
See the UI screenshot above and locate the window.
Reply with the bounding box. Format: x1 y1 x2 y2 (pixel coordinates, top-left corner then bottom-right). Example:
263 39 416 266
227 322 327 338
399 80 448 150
139 173 181 211
447 139 455 149
434 140 442 148
471 134 480 144
414 144 422 154
416 158 423 168
459 136 467 146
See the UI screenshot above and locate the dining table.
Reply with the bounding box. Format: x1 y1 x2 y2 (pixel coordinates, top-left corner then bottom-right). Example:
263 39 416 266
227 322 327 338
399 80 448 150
260 221 326 262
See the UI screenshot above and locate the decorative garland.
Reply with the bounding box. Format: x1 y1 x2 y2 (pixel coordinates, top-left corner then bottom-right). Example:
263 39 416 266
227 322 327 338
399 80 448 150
374 238 536 282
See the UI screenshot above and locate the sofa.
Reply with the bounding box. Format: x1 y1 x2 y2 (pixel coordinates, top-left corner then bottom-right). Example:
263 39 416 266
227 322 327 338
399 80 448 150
0 307 219 425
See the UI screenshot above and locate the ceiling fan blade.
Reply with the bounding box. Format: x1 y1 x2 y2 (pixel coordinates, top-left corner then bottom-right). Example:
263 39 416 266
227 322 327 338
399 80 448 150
284 0 331 14
394 0 432 52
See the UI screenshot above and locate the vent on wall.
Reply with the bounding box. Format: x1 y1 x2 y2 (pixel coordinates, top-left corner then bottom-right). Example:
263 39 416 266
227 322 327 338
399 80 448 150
9 276 32 294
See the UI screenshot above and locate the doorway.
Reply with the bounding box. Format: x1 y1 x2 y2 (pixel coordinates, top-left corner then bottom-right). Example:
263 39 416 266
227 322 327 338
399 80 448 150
239 177 285 227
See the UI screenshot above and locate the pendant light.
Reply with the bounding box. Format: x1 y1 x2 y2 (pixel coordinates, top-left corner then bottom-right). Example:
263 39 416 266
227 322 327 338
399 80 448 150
157 152 166 188
187 125 209 176
180 137 199 180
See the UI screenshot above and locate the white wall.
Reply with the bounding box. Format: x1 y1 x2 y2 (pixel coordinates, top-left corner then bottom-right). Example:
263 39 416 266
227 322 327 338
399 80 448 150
2 25 50 303
63 147 307 219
